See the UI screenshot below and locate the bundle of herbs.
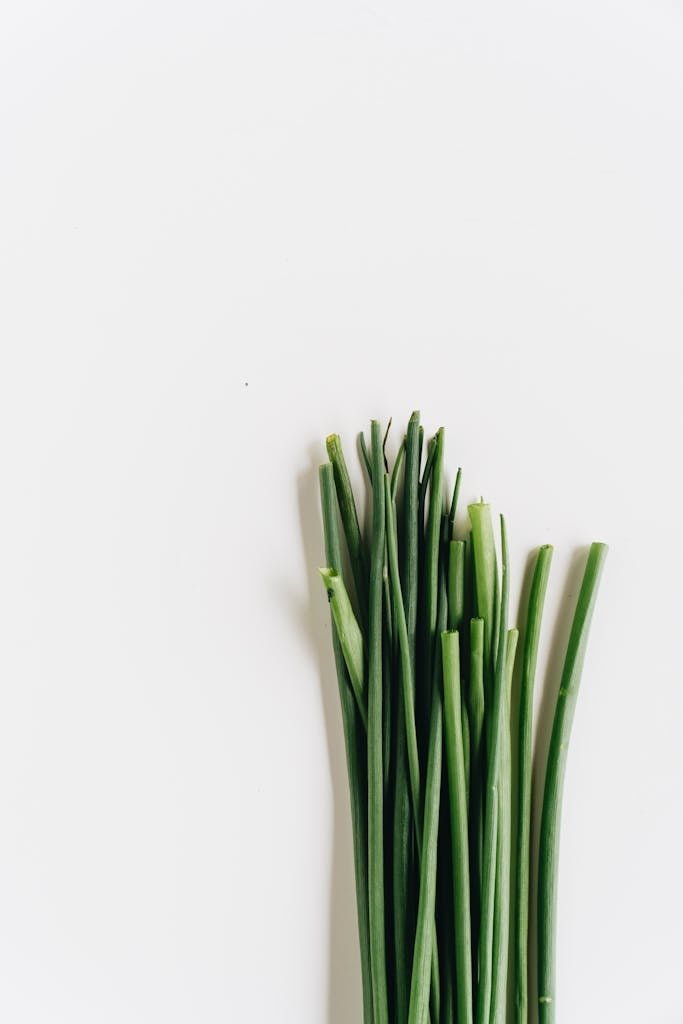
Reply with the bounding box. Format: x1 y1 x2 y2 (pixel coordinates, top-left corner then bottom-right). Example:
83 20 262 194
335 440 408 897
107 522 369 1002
317 413 606 1024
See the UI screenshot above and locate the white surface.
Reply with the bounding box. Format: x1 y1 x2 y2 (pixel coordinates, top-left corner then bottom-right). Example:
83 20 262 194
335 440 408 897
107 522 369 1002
1 1 682 1021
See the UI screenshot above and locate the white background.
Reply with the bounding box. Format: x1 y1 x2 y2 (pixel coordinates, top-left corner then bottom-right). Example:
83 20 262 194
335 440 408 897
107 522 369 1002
1 1 682 1021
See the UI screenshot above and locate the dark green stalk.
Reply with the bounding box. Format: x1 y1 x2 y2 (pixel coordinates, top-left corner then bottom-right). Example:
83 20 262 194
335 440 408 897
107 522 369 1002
408 582 447 1024
367 422 389 1024
514 546 553 1024
424 430 445 688
385 476 421 826
418 436 437 519
475 516 509 1024
448 467 463 539
393 702 411 1024
490 628 519 1024
441 630 473 1024
468 617 485 974
319 463 373 1024
387 475 441 1024
359 431 372 480
537 543 608 1024
468 501 497 670
327 433 368 623
385 471 412 1024
391 439 406 500
383 561 393 794
403 412 421 656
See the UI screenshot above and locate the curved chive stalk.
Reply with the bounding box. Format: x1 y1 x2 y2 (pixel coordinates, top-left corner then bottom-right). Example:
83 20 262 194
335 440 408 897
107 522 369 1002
448 467 463 539
514 545 553 1024
318 568 366 726
326 433 368 622
384 470 412 1024
385 476 421 824
403 412 421 658
390 439 406 500
441 630 473 1024
424 429 445 682
475 515 509 1024
408 566 447 1024
418 435 437 519
490 627 519 1024
359 431 372 480
537 542 608 1024
382 560 393 794
319 463 373 1024
367 422 389 1024
392 712 412 1024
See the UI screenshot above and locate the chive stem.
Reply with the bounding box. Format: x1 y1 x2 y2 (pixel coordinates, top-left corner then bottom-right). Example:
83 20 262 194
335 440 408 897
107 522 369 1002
537 543 608 1024
327 433 369 623
319 463 373 1023
441 630 474 1024
318 568 367 726
475 515 509 1024
514 545 553 1024
490 627 519 1024
367 422 389 1024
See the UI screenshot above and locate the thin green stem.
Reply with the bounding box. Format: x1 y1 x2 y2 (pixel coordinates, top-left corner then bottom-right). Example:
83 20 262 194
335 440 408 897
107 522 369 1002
468 501 497 671
368 421 389 1024
475 515 509 1024
514 546 553 1024
393 705 412 1024
403 412 421 658
424 429 445 690
448 467 463 539
391 439 406 501
385 475 421 827
318 568 366 726
359 431 372 480
468 616 485 973
319 463 373 1024
408 690 442 1024
441 630 473 1024
537 543 608 1024
327 433 368 623
490 628 519 1024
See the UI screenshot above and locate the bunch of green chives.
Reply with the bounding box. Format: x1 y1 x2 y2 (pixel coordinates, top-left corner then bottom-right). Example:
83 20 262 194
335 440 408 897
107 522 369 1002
318 413 606 1024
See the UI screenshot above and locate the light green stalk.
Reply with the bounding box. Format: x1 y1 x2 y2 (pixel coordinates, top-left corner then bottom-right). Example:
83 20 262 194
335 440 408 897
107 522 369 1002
318 568 366 726
319 463 373 1023
475 516 509 1024
490 628 519 1024
367 422 388 1024
514 546 553 1024
538 543 607 1024
441 630 473 1024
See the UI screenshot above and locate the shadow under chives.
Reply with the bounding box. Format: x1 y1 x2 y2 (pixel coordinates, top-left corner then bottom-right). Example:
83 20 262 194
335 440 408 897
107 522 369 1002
296 451 364 1024
529 548 588 1024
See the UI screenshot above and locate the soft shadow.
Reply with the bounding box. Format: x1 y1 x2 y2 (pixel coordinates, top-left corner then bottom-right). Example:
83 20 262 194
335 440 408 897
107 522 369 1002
296 445 363 1024
528 548 589 1024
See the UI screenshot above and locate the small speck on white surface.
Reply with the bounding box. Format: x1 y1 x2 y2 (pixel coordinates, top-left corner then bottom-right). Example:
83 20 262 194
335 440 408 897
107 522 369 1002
0 1 682 1022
